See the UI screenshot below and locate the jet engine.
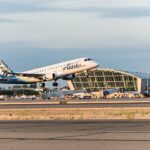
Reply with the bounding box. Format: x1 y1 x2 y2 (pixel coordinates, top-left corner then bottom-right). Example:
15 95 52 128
52 73 66 80
52 73 75 80
63 74 75 80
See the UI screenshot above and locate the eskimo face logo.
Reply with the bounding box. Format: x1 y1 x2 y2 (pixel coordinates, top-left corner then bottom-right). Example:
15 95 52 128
63 63 82 71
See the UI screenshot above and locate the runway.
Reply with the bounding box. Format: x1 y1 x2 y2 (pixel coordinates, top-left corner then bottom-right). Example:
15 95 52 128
1 120 150 150
1 101 150 109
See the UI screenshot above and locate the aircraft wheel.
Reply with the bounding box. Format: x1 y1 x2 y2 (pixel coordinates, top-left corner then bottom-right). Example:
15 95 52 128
53 82 58 87
40 83 45 88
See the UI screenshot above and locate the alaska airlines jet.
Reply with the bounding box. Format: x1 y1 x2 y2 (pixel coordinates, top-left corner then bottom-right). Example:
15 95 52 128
0 58 98 87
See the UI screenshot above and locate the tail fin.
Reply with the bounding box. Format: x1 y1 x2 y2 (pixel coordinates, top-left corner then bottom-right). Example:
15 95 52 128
0 60 13 74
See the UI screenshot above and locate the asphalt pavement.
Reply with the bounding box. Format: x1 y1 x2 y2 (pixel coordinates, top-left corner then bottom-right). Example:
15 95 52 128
1 101 150 109
0 120 150 150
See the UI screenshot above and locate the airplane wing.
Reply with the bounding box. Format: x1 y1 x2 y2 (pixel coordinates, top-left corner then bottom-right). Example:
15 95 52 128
8 72 46 80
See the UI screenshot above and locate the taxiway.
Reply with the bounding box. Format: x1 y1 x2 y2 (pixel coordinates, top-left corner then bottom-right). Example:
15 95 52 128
0 120 150 150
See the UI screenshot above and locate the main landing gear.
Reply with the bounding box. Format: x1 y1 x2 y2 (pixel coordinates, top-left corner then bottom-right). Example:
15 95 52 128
40 82 48 92
40 83 46 89
40 81 59 88
40 83 47 100
53 81 58 87
40 81 59 100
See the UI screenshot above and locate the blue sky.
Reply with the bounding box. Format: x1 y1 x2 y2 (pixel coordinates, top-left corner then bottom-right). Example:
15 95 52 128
0 0 150 72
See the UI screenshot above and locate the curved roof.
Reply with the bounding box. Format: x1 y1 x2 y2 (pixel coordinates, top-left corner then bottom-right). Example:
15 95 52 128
95 68 150 79
127 71 150 79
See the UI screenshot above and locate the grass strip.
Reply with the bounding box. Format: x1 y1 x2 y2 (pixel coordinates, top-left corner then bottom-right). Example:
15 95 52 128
1 107 150 120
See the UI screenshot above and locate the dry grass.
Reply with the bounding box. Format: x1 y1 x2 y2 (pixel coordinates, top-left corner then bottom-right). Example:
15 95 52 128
1 107 150 120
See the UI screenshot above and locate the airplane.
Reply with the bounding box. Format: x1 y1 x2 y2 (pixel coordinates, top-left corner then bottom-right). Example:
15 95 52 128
0 57 98 88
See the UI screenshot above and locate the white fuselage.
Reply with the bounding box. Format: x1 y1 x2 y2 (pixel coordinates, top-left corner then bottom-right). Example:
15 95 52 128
22 58 98 83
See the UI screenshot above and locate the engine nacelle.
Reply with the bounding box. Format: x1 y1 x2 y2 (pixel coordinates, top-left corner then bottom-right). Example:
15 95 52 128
63 74 75 80
52 73 75 80
52 73 65 80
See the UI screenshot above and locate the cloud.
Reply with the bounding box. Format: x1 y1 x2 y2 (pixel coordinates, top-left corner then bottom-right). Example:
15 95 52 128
0 0 150 19
0 1 52 14
45 6 150 18
95 7 150 18
0 18 19 23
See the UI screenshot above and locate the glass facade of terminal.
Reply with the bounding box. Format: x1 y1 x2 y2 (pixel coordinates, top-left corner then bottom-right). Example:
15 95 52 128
71 69 138 92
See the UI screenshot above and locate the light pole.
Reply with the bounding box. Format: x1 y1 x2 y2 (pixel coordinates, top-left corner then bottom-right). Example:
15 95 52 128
143 69 150 95
147 71 149 95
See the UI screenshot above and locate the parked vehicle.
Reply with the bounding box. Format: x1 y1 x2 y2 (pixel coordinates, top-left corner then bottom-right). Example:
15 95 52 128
0 95 6 100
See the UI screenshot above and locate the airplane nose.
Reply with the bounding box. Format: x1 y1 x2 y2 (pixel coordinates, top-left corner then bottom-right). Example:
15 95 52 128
96 62 99 67
93 61 99 68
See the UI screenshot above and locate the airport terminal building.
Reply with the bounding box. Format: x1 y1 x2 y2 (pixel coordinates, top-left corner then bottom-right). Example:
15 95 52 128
67 68 150 96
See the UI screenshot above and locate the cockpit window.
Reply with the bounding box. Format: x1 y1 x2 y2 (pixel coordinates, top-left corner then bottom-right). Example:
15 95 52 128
84 58 92 61
88 58 92 61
